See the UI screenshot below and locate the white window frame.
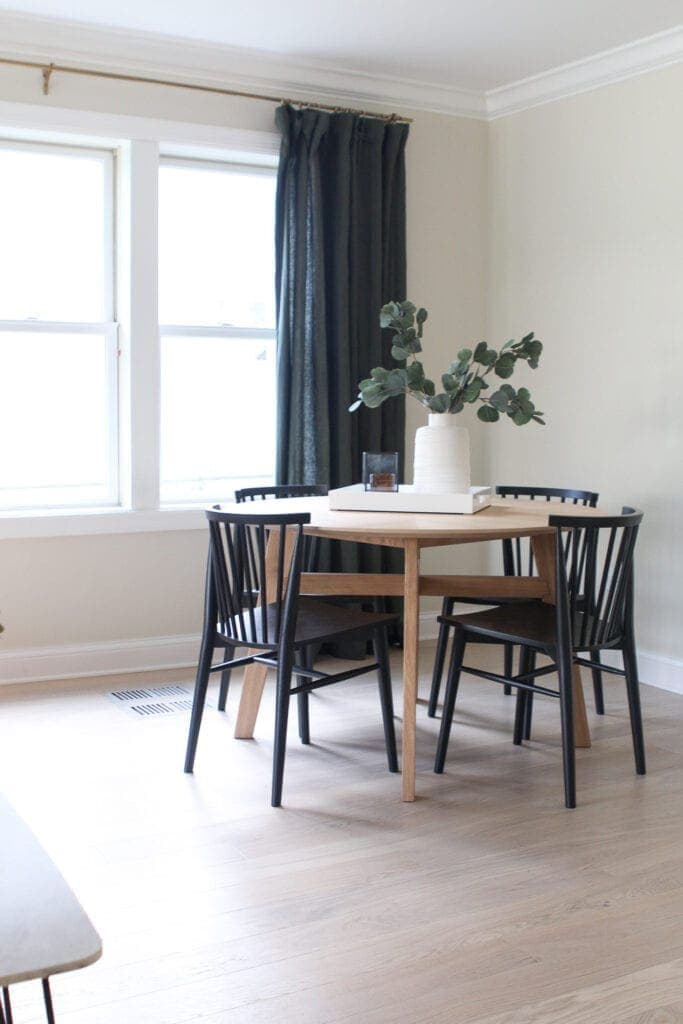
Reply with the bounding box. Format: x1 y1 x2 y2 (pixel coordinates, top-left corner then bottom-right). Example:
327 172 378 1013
0 105 279 538
158 155 278 506
0 139 119 512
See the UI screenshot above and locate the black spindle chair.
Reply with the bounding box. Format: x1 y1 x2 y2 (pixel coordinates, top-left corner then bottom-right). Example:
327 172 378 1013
184 506 399 806
428 486 600 729
216 484 327 715
434 507 645 809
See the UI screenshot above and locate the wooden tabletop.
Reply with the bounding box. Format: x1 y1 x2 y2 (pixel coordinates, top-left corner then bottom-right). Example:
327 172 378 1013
216 495 608 542
0 795 102 986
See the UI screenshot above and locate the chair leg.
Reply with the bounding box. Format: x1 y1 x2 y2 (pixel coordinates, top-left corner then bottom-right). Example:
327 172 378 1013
590 650 605 715
622 632 646 775
297 647 311 745
217 668 232 712
523 650 537 740
434 628 466 773
557 646 576 809
271 644 295 808
184 634 215 773
503 643 514 695
373 627 399 773
513 647 531 746
428 597 455 717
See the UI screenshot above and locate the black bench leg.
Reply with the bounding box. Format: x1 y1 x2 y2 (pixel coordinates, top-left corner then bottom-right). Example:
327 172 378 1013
42 979 56 1024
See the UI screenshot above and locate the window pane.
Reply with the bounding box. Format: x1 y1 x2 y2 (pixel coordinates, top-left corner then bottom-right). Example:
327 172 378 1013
159 163 276 328
0 146 109 322
160 335 275 504
0 332 115 510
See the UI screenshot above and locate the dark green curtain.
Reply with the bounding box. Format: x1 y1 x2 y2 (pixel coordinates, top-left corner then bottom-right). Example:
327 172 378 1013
274 104 409 590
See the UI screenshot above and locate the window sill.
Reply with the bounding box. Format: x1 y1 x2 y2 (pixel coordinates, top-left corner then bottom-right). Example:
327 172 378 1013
0 507 208 540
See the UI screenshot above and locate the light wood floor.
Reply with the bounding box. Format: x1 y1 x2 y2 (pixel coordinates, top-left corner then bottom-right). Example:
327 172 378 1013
2 644 683 1023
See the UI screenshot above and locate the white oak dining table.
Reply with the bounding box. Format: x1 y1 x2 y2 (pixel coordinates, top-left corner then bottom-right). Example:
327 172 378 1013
231 495 604 801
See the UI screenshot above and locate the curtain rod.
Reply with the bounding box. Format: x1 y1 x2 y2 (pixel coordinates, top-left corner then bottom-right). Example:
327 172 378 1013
0 56 413 123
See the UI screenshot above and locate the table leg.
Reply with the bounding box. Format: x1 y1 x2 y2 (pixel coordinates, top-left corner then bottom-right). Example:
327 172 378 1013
402 540 420 802
234 527 296 740
572 662 592 748
532 533 591 748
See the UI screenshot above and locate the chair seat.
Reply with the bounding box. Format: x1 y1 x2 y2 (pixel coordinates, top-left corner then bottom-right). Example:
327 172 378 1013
219 598 399 649
441 601 609 652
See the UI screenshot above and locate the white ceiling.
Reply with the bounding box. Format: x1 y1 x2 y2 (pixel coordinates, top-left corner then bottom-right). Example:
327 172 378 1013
1 0 682 92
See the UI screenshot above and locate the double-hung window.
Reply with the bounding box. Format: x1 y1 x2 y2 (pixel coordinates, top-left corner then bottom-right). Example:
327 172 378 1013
0 140 117 511
158 157 277 505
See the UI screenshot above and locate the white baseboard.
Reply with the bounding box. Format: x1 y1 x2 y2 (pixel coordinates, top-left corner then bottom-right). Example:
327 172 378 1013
598 648 683 696
0 634 200 685
2 617 683 695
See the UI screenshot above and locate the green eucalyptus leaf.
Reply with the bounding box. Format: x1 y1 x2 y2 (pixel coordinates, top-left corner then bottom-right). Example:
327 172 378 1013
488 389 510 412
477 405 500 423
463 379 483 402
473 341 488 363
391 345 409 361
494 354 516 379
457 348 472 363
370 366 389 381
416 307 428 324
363 391 390 408
428 393 450 413
511 409 533 426
450 398 465 414
423 378 436 397
441 372 458 392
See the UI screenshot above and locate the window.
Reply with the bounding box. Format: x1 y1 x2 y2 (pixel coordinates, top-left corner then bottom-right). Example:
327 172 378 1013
158 158 277 504
0 141 117 511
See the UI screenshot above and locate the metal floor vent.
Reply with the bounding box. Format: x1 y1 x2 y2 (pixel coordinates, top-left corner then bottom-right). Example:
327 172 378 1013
109 684 190 702
129 697 196 717
107 684 209 717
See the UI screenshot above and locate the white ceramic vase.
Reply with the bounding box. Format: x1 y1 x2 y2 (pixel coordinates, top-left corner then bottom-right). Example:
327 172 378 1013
412 413 471 494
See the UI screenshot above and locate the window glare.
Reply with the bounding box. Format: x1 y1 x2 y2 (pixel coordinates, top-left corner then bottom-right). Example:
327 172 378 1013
160 335 276 503
0 332 113 510
0 147 107 322
159 164 276 328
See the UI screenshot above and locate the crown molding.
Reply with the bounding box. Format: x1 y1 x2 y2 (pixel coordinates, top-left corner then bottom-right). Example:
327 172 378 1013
0 11 485 120
0 11 680 123
486 25 683 118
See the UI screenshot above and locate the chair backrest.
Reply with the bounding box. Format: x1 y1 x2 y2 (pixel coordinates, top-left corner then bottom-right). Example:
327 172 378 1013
204 506 311 649
234 484 326 572
496 485 599 577
551 506 643 650
235 484 328 502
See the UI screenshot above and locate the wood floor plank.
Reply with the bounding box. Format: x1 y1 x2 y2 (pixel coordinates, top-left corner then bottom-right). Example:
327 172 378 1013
0 646 680 1023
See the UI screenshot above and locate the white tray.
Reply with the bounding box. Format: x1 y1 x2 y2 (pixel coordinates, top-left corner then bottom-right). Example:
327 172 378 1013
328 484 492 514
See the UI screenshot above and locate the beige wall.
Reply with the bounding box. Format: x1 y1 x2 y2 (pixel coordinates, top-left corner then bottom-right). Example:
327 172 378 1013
4 58 679 677
487 64 683 663
0 71 489 662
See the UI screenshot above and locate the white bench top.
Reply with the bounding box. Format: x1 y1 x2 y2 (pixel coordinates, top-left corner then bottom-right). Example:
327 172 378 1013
0 795 102 986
